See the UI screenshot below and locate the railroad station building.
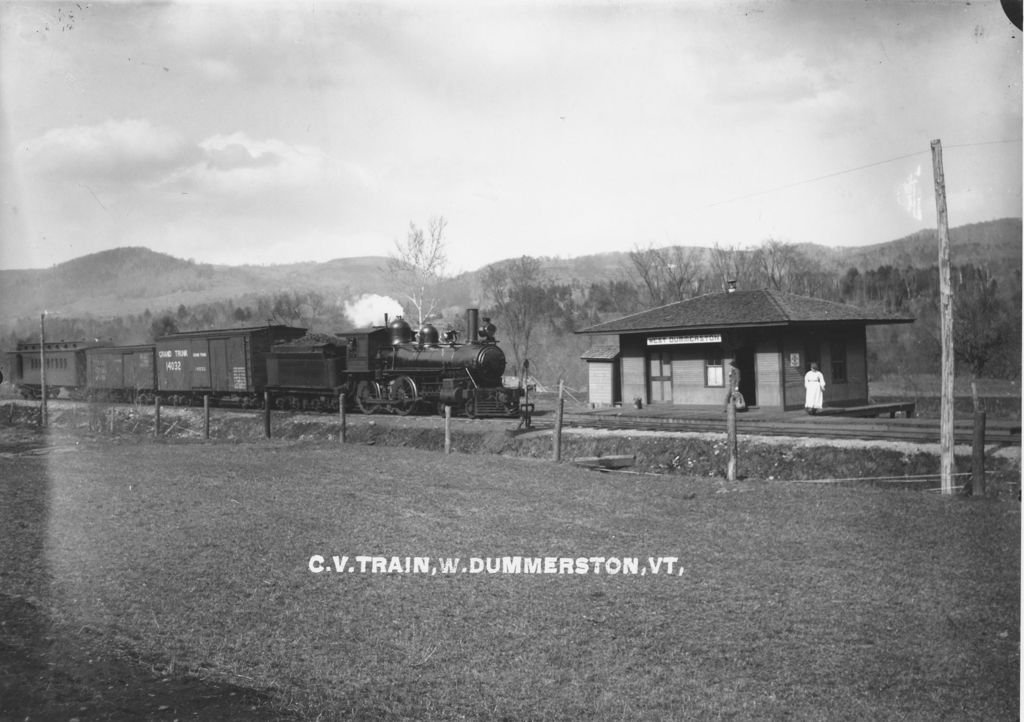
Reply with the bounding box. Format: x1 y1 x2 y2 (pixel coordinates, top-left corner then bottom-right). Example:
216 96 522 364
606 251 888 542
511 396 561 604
577 287 913 411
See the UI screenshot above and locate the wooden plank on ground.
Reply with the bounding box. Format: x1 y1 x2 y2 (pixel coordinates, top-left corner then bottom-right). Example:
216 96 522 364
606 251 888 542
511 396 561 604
572 455 636 470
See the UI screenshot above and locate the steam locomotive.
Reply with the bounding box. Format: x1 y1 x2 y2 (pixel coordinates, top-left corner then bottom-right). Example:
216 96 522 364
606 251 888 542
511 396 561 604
2 308 527 418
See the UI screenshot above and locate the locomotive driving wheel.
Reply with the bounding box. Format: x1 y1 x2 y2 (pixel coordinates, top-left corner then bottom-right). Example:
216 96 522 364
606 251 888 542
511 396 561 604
355 380 380 415
390 376 418 416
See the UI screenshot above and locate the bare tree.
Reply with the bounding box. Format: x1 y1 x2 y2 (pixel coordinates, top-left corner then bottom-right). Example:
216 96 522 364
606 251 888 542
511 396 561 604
954 266 1014 379
483 256 549 376
785 248 834 298
756 238 800 291
627 244 704 307
707 244 761 291
388 216 449 327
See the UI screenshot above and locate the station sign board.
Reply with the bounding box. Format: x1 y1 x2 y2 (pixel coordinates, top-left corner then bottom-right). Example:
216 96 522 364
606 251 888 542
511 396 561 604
646 334 722 346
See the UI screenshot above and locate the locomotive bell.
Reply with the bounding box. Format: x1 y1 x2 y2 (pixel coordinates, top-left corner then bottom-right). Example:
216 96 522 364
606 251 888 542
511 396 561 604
388 316 413 345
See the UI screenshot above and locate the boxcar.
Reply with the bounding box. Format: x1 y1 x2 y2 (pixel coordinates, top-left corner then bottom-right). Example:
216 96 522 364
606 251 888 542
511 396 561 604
155 325 307 405
85 345 157 402
5 340 96 398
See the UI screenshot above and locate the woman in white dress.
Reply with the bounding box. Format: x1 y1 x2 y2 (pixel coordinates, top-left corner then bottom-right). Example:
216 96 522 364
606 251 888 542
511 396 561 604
804 362 826 415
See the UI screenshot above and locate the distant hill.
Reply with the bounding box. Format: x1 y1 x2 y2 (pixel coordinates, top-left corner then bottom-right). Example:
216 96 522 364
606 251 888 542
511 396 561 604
448 218 1021 297
0 218 1019 326
808 218 1022 276
0 248 397 322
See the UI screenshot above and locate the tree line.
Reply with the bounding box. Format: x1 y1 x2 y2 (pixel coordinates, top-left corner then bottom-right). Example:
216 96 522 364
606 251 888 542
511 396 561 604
1 221 1019 393
474 240 1021 389
386 225 1020 388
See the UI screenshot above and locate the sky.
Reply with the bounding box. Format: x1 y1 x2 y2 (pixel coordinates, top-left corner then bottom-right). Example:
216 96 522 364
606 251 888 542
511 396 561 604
0 0 1020 273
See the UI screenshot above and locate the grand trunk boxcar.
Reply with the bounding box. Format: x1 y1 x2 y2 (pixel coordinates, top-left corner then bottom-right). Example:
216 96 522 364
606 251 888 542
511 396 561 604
155 325 307 405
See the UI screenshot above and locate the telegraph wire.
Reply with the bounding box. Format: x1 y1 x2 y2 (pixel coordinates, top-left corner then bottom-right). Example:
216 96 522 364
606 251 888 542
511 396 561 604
704 138 1023 209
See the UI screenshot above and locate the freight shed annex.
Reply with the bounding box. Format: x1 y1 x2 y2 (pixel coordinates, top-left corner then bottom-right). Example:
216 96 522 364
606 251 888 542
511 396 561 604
576 288 914 411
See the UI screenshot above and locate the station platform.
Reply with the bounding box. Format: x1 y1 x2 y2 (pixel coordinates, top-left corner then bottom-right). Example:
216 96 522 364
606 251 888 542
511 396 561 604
566 402 1021 446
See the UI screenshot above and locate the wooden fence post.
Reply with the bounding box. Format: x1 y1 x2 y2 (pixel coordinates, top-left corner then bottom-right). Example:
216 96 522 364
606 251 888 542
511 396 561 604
40 312 48 428
264 391 271 439
445 404 452 454
203 395 210 439
726 395 738 482
553 380 564 462
972 411 986 497
339 395 346 443
154 397 161 437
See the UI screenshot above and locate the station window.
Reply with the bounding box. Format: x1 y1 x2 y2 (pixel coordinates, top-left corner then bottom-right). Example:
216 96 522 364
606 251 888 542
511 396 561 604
706 354 724 387
830 339 847 383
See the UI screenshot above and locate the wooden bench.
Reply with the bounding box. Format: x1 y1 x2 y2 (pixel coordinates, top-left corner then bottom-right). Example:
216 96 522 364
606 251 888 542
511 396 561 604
821 402 917 419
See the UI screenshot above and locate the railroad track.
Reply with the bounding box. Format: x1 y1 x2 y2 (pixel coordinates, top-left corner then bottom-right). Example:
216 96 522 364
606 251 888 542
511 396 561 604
561 412 1021 447
7 398 1020 447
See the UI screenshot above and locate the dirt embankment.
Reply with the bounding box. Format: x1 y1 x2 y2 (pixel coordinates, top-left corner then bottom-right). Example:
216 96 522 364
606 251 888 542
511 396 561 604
2 400 1019 494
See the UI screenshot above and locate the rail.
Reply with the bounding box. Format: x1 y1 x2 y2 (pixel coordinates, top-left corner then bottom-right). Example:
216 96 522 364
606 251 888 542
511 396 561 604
560 409 1020 447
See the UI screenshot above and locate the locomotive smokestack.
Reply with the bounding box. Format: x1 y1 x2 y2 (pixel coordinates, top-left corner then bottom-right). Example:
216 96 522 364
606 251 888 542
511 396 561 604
467 308 479 343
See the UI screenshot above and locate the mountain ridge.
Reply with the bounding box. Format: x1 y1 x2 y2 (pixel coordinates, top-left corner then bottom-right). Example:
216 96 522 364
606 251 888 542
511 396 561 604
0 218 1019 325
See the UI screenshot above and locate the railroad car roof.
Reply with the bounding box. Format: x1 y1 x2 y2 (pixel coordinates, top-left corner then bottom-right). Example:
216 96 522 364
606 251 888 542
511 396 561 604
14 340 100 351
156 324 307 340
576 289 915 335
88 344 156 352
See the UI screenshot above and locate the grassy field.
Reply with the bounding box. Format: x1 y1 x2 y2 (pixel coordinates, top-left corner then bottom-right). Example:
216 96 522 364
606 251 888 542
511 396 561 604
1 435 1019 720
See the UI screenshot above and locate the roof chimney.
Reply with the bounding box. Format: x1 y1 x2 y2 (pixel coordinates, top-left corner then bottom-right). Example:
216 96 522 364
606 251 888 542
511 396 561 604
726 279 737 293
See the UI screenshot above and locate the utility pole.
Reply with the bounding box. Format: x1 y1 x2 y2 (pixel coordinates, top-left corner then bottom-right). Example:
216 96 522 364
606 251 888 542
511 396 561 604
931 139 955 494
40 312 48 427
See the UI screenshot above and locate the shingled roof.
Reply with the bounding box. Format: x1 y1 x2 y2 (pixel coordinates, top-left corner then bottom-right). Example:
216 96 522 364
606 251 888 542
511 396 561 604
577 289 914 335
579 345 620 361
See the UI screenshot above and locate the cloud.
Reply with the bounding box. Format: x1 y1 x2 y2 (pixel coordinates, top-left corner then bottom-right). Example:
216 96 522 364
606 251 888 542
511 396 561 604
20 118 190 180
19 119 328 201
161 132 326 194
